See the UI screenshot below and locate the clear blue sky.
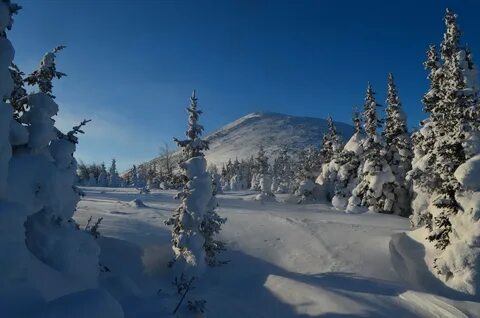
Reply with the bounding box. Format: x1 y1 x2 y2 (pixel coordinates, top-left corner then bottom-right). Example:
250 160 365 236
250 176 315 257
9 0 480 171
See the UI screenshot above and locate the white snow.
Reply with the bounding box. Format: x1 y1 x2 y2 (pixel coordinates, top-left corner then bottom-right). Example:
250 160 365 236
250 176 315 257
70 187 480 317
455 154 480 191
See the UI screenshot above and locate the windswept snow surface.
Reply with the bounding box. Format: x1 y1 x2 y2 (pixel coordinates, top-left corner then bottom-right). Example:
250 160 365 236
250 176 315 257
74 188 480 317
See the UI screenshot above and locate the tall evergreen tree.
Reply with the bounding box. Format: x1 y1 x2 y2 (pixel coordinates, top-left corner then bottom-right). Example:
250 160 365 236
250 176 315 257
320 116 342 163
349 83 396 213
166 91 225 276
410 9 480 294
331 109 365 210
383 73 412 216
108 158 120 187
409 45 441 228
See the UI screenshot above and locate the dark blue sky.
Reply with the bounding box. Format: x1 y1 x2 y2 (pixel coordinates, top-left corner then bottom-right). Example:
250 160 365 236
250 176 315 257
10 0 480 170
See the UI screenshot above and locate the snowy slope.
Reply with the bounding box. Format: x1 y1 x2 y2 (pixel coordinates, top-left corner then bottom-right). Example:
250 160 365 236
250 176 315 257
143 112 354 169
73 188 480 317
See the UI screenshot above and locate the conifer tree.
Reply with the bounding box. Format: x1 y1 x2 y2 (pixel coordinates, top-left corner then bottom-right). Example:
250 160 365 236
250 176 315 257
271 148 293 193
108 158 120 187
383 73 412 216
24 46 66 98
9 63 27 118
409 44 441 228
348 83 396 213
410 9 480 294
317 116 343 200
320 116 342 163
166 91 226 275
254 145 275 200
330 109 365 210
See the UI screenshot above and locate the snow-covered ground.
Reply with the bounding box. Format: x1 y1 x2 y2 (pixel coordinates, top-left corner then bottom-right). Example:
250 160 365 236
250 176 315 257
74 187 480 317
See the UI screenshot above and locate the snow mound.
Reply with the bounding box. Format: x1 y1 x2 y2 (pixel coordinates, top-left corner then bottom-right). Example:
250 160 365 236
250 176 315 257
455 154 480 191
255 192 276 202
128 199 147 208
40 289 123 318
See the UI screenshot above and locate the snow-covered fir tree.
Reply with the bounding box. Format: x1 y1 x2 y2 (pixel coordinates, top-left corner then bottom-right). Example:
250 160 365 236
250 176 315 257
97 162 108 187
24 45 66 98
271 147 293 193
128 164 138 187
229 157 247 190
166 90 226 276
9 62 27 118
294 146 321 203
409 44 441 228
108 158 121 187
329 109 365 210
383 73 412 216
347 83 396 213
0 2 27 302
320 116 342 163
409 9 480 294
253 145 275 201
0 6 113 312
316 116 343 201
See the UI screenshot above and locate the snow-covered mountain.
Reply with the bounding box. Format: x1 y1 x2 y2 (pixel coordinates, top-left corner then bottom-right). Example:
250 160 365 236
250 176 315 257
144 112 354 169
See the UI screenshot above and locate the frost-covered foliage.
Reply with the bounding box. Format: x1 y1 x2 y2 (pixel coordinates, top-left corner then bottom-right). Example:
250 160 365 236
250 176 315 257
316 116 343 201
24 46 66 98
409 9 480 295
320 115 342 163
408 44 440 229
252 145 275 201
326 110 366 210
108 158 121 187
173 90 209 160
8 62 27 117
220 157 255 191
383 73 412 216
97 163 108 186
271 147 294 193
347 83 396 213
166 91 226 277
0 3 122 316
294 146 321 202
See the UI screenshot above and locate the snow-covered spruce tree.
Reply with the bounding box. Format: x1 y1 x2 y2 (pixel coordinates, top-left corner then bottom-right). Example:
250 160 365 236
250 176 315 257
166 90 226 275
97 162 108 187
229 157 247 190
408 44 441 228
108 158 121 187
127 164 138 187
0 8 120 312
316 116 343 201
329 109 365 210
320 115 342 163
20 46 103 290
272 147 293 193
294 146 321 203
347 83 396 213
0 2 33 307
383 73 412 216
9 62 27 118
253 145 275 201
409 9 480 294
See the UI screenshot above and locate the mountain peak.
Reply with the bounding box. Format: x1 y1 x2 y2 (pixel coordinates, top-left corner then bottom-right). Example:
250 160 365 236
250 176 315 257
202 112 354 166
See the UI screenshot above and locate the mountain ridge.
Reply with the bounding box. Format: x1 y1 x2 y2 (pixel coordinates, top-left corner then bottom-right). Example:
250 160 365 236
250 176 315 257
140 111 355 170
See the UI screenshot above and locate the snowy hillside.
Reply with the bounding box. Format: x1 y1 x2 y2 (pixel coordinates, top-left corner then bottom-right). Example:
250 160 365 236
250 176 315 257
145 112 354 169
72 188 480 317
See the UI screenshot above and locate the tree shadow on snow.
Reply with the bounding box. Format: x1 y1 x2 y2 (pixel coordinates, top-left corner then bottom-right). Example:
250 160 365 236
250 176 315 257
389 232 479 302
201 249 418 318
